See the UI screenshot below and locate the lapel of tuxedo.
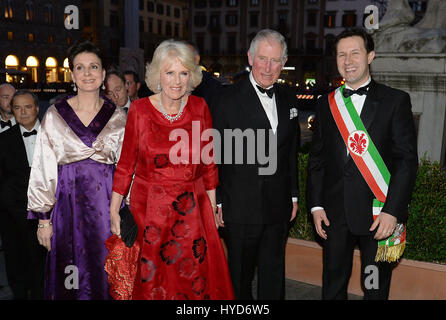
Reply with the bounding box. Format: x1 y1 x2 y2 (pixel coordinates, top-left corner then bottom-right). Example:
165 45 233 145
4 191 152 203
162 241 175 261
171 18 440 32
274 84 289 146
360 79 380 132
12 125 29 167
239 78 271 130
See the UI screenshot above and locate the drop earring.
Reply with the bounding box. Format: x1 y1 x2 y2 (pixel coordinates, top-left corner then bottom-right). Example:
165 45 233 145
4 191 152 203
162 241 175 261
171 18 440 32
72 82 77 92
157 83 162 92
101 82 105 90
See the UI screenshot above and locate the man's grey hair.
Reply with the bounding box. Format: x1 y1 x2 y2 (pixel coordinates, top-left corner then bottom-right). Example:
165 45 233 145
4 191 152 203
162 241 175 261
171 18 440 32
248 29 288 63
0 83 16 91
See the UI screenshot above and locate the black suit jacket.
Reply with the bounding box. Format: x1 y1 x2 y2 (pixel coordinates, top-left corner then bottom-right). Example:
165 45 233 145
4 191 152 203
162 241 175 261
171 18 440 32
192 71 223 113
212 77 300 224
308 79 418 235
0 124 31 213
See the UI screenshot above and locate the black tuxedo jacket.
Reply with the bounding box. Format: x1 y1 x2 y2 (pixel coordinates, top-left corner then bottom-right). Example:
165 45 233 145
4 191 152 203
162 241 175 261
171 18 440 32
0 124 31 213
308 79 418 235
212 77 300 225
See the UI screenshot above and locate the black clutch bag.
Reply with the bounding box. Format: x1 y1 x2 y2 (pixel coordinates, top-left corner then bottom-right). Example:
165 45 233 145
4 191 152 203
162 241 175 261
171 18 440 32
119 205 138 248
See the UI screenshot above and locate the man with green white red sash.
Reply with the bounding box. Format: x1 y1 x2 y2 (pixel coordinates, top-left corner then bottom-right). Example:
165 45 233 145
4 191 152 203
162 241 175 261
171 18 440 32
308 28 418 300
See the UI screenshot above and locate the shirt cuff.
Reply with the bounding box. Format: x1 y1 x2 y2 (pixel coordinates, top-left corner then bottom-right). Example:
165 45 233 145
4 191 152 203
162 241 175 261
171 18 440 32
292 197 298 203
311 206 324 213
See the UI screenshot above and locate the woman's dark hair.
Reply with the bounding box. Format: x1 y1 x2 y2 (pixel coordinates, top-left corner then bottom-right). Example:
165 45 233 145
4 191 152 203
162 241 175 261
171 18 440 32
334 27 375 55
67 40 103 71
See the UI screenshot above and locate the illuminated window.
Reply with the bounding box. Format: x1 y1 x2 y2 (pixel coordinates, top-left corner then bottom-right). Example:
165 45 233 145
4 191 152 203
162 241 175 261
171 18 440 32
5 55 19 83
26 56 39 83
4 0 13 19
28 33 34 42
7 31 13 40
66 36 71 45
25 1 34 21
325 11 336 28
49 35 54 44
63 58 71 82
5 55 19 68
45 57 58 83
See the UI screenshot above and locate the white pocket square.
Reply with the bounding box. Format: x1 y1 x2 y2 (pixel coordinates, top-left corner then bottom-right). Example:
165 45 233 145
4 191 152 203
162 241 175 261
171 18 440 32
290 107 298 119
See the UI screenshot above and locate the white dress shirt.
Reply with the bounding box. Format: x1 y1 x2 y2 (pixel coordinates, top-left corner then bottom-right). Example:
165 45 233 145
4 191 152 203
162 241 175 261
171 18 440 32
249 72 278 134
20 120 40 167
249 73 297 203
0 115 16 133
311 77 371 214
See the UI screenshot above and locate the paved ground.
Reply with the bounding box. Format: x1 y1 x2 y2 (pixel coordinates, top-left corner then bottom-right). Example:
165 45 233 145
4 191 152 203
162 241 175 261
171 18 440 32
0 247 361 300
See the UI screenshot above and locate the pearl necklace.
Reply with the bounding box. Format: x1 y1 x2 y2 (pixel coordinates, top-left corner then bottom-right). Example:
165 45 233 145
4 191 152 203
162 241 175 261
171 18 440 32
158 95 186 123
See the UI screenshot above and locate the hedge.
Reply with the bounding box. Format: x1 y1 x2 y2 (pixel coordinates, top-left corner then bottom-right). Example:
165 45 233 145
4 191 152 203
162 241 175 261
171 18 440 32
289 152 446 265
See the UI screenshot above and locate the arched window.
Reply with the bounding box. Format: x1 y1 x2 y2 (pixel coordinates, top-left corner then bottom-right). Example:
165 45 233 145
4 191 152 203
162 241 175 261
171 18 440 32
5 55 19 68
26 56 39 82
25 1 34 21
5 55 19 83
45 57 58 82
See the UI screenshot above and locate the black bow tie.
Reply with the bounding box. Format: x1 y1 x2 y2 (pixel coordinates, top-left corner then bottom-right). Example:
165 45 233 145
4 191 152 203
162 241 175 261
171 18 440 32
0 120 12 129
256 85 275 98
342 85 369 98
23 129 37 137
123 107 129 114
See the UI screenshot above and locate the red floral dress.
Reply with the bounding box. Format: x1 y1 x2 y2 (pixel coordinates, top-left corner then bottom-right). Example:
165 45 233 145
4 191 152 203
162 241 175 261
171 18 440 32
111 95 234 300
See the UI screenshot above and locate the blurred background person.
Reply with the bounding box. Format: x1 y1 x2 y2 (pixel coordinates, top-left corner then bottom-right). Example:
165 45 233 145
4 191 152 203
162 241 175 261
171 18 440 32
27 40 126 300
109 39 233 300
185 41 223 113
105 69 131 113
0 84 16 133
0 90 46 299
124 70 141 102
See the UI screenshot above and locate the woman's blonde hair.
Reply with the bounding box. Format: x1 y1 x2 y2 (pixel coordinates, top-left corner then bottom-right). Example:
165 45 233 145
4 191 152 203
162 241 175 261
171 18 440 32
145 39 203 93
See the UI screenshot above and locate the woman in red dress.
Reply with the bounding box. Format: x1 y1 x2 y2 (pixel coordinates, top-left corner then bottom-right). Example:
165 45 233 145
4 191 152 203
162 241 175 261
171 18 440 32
109 40 234 300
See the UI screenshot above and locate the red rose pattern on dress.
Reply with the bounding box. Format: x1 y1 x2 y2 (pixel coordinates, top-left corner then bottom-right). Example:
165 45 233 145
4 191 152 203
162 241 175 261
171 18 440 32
159 240 183 265
143 225 161 245
141 257 156 283
171 220 191 239
178 258 198 279
192 276 206 296
172 191 196 216
192 237 207 264
154 154 169 168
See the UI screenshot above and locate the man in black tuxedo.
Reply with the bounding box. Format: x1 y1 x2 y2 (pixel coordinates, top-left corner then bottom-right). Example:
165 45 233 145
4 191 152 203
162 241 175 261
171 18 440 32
212 29 300 300
0 90 46 299
308 28 418 300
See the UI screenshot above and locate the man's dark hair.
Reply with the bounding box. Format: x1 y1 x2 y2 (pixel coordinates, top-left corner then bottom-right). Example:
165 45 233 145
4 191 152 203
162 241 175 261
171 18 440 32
67 40 104 71
124 70 140 84
11 89 39 108
105 68 126 86
334 27 374 55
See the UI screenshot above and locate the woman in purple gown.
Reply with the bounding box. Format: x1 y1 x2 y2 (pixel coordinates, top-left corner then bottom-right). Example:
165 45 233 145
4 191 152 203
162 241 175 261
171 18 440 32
26 41 126 300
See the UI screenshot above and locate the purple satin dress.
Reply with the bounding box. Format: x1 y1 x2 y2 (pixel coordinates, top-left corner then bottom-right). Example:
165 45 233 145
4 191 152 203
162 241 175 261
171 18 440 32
29 98 121 300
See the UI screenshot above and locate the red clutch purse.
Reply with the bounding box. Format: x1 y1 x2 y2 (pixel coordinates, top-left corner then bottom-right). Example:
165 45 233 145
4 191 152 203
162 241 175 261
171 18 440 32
104 234 141 300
